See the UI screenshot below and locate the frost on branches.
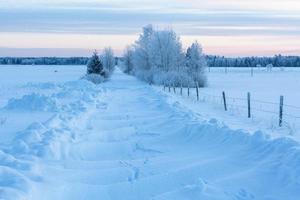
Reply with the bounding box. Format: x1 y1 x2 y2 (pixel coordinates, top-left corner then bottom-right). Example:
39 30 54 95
122 24 207 87
101 47 115 78
186 42 207 87
122 46 134 74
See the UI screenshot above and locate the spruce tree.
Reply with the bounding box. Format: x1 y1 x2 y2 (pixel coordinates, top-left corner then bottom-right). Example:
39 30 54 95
87 51 104 75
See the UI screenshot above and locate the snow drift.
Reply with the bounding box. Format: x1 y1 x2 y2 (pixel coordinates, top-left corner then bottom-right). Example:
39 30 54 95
4 93 57 112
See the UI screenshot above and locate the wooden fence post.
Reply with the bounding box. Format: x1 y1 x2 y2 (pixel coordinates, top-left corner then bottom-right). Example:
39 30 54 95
188 86 190 97
196 83 199 101
173 85 176 93
222 91 227 111
247 92 251 118
279 95 284 127
163 84 165 91
168 85 171 92
251 66 254 77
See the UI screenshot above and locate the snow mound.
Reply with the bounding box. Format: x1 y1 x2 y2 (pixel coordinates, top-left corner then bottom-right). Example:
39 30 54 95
54 80 99 101
0 166 31 199
0 150 33 200
81 73 106 84
11 119 73 160
6 79 102 160
4 93 57 112
0 150 31 170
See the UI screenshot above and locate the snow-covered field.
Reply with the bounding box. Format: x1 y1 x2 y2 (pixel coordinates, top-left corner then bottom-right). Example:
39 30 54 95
0 65 85 144
160 67 300 141
0 65 300 199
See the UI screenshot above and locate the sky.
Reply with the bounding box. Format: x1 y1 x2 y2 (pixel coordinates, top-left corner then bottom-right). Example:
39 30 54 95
0 0 300 57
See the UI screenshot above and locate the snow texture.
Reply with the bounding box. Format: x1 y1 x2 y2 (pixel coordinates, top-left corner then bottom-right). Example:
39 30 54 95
0 66 299 200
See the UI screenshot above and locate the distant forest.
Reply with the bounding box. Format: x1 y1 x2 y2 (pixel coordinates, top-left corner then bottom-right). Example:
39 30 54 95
0 57 88 65
206 55 300 67
0 55 300 67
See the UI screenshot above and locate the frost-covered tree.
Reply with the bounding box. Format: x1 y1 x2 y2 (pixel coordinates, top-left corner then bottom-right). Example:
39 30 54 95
101 47 115 78
123 46 134 74
123 25 208 87
87 51 104 75
132 25 186 85
151 29 184 71
133 24 155 82
150 29 189 86
186 42 207 87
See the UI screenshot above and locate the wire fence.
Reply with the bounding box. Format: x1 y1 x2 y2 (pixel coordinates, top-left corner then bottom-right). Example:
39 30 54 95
162 85 300 135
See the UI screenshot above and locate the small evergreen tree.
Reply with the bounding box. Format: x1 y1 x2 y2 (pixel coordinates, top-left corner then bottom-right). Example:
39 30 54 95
87 51 104 75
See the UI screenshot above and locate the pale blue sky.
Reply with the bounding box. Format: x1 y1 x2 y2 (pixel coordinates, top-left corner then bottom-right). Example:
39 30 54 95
0 0 300 56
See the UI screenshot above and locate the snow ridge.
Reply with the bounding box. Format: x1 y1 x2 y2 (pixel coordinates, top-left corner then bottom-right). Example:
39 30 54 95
0 79 104 199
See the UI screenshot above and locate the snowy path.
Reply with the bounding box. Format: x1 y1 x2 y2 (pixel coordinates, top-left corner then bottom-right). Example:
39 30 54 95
1 69 300 200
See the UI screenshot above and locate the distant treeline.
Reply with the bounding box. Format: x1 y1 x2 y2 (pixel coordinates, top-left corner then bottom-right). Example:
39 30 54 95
1 55 300 67
0 57 88 65
206 55 300 67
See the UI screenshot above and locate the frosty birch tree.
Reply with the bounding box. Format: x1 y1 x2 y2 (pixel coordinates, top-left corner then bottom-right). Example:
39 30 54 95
123 46 134 74
133 24 155 82
101 47 115 78
150 29 190 86
123 25 208 87
186 42 207 87
151 30 184 71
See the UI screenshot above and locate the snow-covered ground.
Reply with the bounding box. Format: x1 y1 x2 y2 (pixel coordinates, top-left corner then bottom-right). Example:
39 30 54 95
159 67 300 141
0 65 85 144
0 65 300 199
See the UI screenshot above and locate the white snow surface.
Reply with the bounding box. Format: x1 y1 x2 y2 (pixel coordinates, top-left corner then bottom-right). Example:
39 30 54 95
0 65 300 199
158 67 300 141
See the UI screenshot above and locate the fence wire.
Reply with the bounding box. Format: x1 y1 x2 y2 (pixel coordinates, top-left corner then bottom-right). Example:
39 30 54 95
162 86 300 130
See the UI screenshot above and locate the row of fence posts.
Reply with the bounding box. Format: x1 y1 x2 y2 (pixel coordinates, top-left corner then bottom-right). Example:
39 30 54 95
163 84 285 127
221 91 284 127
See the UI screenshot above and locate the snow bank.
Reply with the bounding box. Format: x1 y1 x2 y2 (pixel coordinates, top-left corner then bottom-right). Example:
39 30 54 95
81 73 106 84
3 80 99 113
10 121 73 160
0 77 103 199
54 80 99 102
0 149 32 200
4 93 57 112
0 166 31 199
9 81 101 159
